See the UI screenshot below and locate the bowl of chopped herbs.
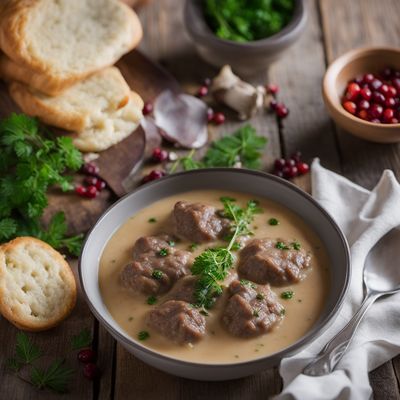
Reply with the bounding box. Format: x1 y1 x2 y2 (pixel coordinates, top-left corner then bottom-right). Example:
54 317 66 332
184 0 307 75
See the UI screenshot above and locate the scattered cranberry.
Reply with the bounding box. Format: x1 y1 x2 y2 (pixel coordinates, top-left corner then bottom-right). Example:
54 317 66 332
203 77 212 87
197 85 208 97
213 112 226 125
151 147 169 163
285 158 296 167
142 102 153 116
275 103 289 118
142 170 166 184
95 180 106 191
84 176 98 186
83 363 99 380
78 349 96 364
75 185 87 196
290 151 302 162
85 185 98 199
81 162 99 176
272 152 310 180
270 99 278 110
207 108 214 122
274 158 286 170
297 162 310 175
267 84 279 95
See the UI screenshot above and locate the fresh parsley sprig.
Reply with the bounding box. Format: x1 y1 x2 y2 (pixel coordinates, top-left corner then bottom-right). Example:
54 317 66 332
191 197 261 308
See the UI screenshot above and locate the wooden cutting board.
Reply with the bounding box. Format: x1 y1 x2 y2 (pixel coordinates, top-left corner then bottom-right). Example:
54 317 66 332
0 50 180 235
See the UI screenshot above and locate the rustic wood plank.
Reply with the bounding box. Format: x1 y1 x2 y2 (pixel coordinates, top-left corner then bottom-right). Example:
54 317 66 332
370 361 400 400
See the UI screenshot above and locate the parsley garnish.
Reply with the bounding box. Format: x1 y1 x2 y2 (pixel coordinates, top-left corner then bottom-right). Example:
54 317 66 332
253 309 260 318
231 241 241 251
0 114 83 255
256 293 265 300
152 270 163 280
268 218 279 226
281 290 294 300
31 360 74 393
189 243 199 251
158 248 169 257
280 309 286 316
240 279 256 289
292 241 301 250
168 240 175 247
138 331 150 341
276 241 289 250
147 296 157 305
192 198 261 309
71 328 92 350
148 217 157 223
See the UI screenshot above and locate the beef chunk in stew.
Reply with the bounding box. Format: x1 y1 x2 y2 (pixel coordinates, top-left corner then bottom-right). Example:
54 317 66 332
167 276 198 304
147 300 206 344
221 280 283 338
120 235 192 295
172 201 229 243
238 238 311 286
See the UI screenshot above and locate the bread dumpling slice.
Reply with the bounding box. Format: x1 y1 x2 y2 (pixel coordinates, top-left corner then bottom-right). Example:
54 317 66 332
0 0 142 95
0 237 77 331
9 66 135 131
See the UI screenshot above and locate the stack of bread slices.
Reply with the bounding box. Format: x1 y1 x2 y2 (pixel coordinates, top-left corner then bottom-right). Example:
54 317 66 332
0 0 144 152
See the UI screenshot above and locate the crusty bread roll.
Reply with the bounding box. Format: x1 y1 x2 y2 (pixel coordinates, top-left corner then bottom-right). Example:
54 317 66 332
0 0 142 95
0 237 77 331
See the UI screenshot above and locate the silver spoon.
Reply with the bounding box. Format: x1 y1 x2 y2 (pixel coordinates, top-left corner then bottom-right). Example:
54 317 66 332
303 230 400 376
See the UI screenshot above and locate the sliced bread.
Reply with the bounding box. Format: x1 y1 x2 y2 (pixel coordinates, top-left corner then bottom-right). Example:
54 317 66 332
0 0 142 95
0 237 77 331
9 66 133 132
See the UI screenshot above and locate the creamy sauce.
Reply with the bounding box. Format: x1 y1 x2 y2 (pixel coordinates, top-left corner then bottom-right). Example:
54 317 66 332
99 190 330 364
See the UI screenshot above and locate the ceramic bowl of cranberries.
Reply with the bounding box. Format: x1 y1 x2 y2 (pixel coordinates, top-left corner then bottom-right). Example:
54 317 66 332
323 47 400 143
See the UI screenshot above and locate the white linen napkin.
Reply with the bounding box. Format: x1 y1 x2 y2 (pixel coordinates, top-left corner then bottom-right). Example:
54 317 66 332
275 159 400 400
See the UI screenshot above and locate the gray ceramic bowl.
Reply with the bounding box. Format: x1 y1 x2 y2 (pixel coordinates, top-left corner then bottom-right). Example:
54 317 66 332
184 0 307 76
79 169 350 381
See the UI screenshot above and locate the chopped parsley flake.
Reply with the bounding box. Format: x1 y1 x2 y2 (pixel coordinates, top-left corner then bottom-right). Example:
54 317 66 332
168 240 175 247
276 241 289 250
256 293 265 300
138 331 150 341
240 279 256 289
280 309 286 316
231 241 241 251
268 218 279 226
189 243 198 251
152 270 163 280
200 309 209 316
281 290 294 300
148 217 157 223
292 241 301 250
253 309 260 317
158 248 169 257
147 296 157 305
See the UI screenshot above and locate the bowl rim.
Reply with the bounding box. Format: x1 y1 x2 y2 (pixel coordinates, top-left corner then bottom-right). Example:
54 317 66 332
323 46 400 128
79 168 351 369
184 0 306 50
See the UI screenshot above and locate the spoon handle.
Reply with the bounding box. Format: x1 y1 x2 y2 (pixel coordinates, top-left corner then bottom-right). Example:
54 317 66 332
303 292 381 376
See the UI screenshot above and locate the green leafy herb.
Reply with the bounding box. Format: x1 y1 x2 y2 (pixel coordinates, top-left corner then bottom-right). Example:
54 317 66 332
14 332 42 365
292 241 301 250
240 279 256 289
253 309 260 318
147 296 157 305
148 217 157 223
168 240 175 247
281 290 294 300
138 331 150 341
0 114 83 255
158 248 169 257
71 328 92 350
192 198 260 308
189 243 199 251
231 241 241 251
152 269 164 280
256 293 265 300
276 241 289 250
31 359 74 393
204 0 295 42
199 309 209 316
268 218 279 226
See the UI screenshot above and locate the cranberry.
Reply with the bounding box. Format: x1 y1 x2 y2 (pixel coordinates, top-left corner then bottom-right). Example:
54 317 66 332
343 101 356 115
84 176 98 186
372 91 385 105
287 166 298 178
83 363 99 380
142 102 153 116
81 162 99 176
369 104 383 119
385 97 396 108
282 166 291 179
354 76 363 84
379 84 390 97
197 85 208 97
275 103 289 118
297 162 310 175
151 147 169 163
345 83 361 101
266 84 279 95
142 170 166 184
274 170 284 178
270 99 278 110
213 112 226 125
387 86 397 98
78 349 96 364
85 185 98 199
95 180 106 191
290 151 302 163
393 78 400 91
274 158 286 170
370 118 381 123
360 87 372 101
358 110 368 120
358 100 370 110
382 67 393 78
390 118 399 124
203 77 211 87
75 185 87 196
383 108 394 123
363 73 374 84
285 158 296 167
370 78 383 91
207 108 214 122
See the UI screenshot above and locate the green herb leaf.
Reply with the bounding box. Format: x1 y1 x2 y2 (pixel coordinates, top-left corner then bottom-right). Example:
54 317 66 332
256 293 265 300
147 296 157 305
158 248 169 257
281 290 294 300
71 328 92 350
15 332 42 365
276 241 289 250
268 218 279 226
291 241 301 250
148 217 157 223
189 243 198 251
152 269 164 280
31 359 74 393
138 331 150 341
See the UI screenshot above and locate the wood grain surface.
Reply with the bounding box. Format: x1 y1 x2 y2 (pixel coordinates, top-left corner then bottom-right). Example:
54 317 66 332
1 0 400 399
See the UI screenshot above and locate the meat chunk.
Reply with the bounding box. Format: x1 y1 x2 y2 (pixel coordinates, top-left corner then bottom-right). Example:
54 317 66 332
167 276 198 304
120 235 192 295
238 238 311 286
221 280 284 338
172 201 229 243
147 300 206 344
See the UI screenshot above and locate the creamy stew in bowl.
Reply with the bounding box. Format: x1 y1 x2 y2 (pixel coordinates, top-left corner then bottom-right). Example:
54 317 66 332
99 190 330 363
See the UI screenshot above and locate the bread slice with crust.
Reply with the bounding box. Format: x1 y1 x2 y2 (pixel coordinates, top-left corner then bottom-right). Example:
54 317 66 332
0 0 142 95
0 237 77 331
9 66 133 132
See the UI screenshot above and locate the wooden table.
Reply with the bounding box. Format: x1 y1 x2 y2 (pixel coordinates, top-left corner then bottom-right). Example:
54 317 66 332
2 0 400 398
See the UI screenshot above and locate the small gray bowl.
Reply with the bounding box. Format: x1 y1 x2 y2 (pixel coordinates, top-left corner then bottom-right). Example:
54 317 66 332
184 0 307 76
79 169 350 381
